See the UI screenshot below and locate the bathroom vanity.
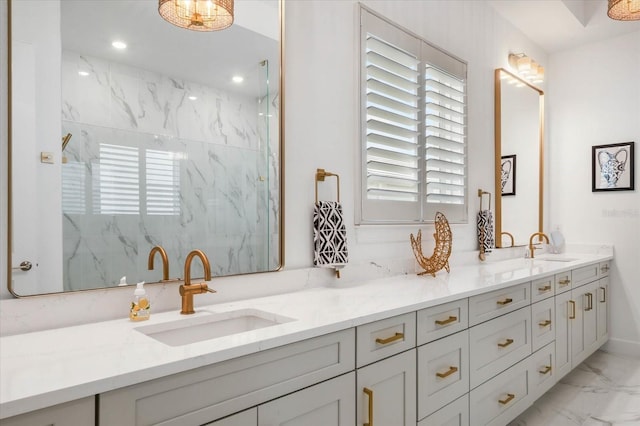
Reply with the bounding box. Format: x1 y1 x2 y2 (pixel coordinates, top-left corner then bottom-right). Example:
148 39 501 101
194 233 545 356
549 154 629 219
0 253 612 426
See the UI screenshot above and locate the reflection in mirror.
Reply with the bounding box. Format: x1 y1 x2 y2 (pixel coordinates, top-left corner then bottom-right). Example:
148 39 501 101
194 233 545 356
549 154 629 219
9 0 283 296
494 68 543 247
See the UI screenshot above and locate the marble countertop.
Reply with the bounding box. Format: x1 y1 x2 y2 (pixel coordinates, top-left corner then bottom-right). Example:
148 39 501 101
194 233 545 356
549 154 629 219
0 252 612 419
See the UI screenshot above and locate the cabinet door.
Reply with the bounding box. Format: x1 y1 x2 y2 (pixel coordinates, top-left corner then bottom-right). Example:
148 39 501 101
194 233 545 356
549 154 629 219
554 290 572 380
258 372 355 426
357 349 417 426
597 277 609 343
571 281 598 367
0 397 94 426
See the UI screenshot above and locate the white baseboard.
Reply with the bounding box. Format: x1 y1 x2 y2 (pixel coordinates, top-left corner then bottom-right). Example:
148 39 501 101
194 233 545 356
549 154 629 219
601 337 640 358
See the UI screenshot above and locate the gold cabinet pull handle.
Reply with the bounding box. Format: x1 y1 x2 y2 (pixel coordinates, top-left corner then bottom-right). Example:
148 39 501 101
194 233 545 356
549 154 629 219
436 365 459 378
601 264 609 273
363 387 373 426
585 293 593 311
498 393 515 405
375 332 404 345
538 285 552 292
435 315 457 326
497 297 513 305
559 278 571 286
538 319 552 327
569 300 576 319
600 286 606 303
498 338 514 348
539 365 552 375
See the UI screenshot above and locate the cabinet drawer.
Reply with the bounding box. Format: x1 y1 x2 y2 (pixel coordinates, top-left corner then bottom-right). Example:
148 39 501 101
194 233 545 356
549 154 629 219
100 329 355 426
205 409 256 426
468 282 529 326
529 342 556 401
417 330 469 419
555 271 572 294
469 357 533 426
0 397 95 426
417 299 468 345
532 297 555 352
418 394 469 426
531 276 554 303
469 306 531 388
356 312 416 368
599 261 611 277
572 263 600 288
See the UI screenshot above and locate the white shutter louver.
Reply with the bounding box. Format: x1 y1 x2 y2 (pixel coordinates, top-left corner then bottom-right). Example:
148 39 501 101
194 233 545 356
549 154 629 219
93 143 140 215
365 35 420 203
62 161 86 214
146 149 180 216
424 65 466 206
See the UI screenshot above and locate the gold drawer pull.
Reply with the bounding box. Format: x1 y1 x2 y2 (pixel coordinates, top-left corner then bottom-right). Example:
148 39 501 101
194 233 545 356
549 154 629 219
585 293 593 311
559 278 571 286
497 297 513 305
435 315 458 326
538 285 552 292
600 286 607 303
363 387 373 426
498 393 515 405
601 264 609 273
375 332 404 345
436 366 459 379
539 365 552 375
569 300 576 319
538 319 552 327
498 338 514 348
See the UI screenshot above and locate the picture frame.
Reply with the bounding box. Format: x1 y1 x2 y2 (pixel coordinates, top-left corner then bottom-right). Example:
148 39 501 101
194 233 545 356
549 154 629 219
592 142 635 192
501 154 516 196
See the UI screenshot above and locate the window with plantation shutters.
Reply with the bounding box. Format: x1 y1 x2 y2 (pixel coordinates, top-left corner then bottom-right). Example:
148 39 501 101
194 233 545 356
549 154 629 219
145 149 180 216
93 143 140 215
359 8 467 224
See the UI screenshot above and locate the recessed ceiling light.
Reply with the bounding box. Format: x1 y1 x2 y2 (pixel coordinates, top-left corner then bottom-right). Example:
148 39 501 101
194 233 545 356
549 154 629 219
112 40 127 50
232 75 244 84
78 71 90 77
188 95 197 101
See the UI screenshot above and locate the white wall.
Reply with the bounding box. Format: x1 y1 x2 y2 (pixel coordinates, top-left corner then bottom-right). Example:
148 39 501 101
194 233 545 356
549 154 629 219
1 1 549 330
548 30 640 355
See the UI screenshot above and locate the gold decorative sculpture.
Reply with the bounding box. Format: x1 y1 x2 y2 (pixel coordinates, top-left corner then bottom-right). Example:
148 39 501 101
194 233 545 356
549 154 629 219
410 212 453 277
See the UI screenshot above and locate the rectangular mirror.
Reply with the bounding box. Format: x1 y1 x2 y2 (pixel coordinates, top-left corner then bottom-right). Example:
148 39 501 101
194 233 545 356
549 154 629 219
494 68 544 247
8 0 283 296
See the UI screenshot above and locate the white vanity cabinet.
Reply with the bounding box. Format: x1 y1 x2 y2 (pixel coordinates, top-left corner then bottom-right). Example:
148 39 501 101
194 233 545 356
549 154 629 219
0 397 94 426
99 329 354 426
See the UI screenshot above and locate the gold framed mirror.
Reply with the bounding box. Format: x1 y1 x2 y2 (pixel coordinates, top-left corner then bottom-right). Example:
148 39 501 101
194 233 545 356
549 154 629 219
8 0 284 296
494 68 544 248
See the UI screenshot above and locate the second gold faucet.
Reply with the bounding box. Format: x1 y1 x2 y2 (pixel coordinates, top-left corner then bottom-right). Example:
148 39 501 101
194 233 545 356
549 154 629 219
528 232 549 258
180 249 216 315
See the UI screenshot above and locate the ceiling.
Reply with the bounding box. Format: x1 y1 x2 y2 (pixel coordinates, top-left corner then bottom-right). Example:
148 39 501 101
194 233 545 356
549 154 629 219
489 0 640 53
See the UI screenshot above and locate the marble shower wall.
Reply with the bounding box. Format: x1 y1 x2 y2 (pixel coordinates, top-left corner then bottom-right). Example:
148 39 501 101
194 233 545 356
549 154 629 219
60 51 279 291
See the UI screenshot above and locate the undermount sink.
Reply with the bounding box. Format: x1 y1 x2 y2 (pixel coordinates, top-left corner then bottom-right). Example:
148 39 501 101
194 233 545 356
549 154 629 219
136 308 295 347
535 256 578 262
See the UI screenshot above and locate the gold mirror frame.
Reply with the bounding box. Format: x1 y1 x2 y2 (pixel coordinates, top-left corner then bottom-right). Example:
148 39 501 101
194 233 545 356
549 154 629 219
494 68 544 248
6 0 285 297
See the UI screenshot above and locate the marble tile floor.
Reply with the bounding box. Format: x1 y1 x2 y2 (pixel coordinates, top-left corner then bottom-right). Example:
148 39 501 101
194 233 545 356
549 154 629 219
510 350 640 425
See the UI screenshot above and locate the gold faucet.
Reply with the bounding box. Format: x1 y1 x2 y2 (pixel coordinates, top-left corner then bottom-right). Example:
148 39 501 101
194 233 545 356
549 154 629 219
501 232 515 248
179 249 215 315
148 246 170 281
528 232 549 258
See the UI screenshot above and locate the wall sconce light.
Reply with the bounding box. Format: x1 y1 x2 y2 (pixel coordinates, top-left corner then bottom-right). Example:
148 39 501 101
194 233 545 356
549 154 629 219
608 0 640 20
158 0 234 31
508 53 544 84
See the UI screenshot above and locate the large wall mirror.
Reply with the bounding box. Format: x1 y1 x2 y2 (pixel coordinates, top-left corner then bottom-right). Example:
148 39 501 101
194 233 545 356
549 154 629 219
8 0 283 296
494 68 543 247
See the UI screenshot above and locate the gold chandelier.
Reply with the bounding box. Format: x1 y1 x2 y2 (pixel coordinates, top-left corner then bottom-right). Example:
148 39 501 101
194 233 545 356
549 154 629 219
607 0 640 21
158 0 234 31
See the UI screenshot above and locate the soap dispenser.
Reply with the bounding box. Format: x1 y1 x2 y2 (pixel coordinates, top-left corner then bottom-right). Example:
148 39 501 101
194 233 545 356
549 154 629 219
130 281 150 321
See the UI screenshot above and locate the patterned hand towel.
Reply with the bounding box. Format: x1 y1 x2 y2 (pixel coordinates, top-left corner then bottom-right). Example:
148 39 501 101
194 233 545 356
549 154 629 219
477 210 495 253
313 201 348 269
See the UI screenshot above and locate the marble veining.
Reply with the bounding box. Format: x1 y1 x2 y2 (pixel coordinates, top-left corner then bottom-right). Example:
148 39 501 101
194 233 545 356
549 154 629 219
511 351 640 425
59 50 280 290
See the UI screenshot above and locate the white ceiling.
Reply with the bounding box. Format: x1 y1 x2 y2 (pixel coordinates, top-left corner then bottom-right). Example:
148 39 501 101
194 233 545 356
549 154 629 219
489 0 640 53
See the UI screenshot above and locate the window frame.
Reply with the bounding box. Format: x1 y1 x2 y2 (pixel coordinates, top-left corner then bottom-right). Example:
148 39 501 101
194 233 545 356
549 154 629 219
357 7 468 225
